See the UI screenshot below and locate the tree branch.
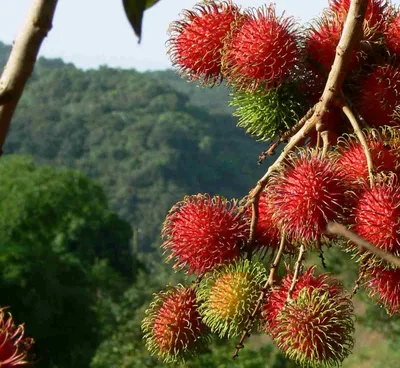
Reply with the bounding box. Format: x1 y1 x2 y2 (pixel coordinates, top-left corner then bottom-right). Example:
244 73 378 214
326 222 400 269
287 244 305 301
0 0 58 155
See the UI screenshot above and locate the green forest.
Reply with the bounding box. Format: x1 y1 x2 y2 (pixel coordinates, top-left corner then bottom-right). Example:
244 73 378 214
0 40 399 367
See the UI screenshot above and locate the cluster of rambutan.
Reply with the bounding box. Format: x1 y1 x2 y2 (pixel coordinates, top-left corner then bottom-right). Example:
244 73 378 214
142 0 400 367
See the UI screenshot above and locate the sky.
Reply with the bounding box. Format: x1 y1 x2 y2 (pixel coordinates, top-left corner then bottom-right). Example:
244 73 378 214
0 0 399 71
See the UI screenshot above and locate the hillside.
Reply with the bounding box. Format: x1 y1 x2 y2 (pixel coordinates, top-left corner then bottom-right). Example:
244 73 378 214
0 42 270 251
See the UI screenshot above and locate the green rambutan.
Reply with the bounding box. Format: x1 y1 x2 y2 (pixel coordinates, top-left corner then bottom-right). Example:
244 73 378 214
142 285 208 363
230 83 305 141
196 259 267 338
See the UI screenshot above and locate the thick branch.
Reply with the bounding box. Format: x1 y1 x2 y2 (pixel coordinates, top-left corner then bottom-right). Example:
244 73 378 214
327 222 400 269
0 0 58 155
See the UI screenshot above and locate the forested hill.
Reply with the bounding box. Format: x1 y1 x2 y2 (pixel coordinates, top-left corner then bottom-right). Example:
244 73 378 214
0 42 269 251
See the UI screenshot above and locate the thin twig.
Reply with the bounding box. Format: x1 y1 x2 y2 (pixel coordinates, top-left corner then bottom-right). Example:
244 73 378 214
287 244 305 301
0 0 58 155
233 234 286 359
341 101 374 186
351 265 366 297
321 130 330 156
326 222 400 269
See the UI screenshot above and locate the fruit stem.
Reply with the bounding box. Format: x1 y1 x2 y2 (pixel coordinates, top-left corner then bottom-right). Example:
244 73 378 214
232 233 286 359
327 222 400 269
341 101 375 186
287 244 305 302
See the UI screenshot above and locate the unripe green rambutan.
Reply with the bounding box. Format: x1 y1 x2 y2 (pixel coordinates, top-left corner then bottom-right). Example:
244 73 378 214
273 288 354 368
142 285 208 363
230 83 305 141
196 259 267 338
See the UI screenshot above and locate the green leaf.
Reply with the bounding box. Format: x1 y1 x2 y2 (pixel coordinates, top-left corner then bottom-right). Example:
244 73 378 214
122 0 161 42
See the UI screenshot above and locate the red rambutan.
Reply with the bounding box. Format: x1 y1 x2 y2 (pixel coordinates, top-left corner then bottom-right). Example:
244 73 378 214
355 64 400 127
329 0 389 37
222 5 299 91
306 14 361 75
351 176 400 260
0 308 34 367
336 131 399 188
142 285 208 362
365 265 400 315
269 150 346 245
161 194 249 274
273 287 354 367
263 266 343 332
168 1 240 85
385 13 400 59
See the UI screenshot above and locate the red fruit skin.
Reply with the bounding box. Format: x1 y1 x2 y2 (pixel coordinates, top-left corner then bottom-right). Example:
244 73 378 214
366 266 400 315
263 266 343 332
336 134 398 188
355 65 400 127
161 194 249 275
352 178 400 256
329 0 389 36
168 1 239 85
270 152 346 244
153 288 205 353
385 14 400 59
306 15 361 75
0 309 34 368
222 5 299 91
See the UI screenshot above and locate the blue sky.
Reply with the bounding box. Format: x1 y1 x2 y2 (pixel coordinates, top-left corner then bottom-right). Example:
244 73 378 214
0 0 398 71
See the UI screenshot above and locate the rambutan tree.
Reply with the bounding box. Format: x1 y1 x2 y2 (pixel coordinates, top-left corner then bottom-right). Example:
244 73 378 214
142 0 400 367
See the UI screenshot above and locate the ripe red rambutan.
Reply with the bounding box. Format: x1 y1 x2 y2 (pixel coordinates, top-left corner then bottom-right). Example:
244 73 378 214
273 287 354 367
263 266 343 332
385 13 400 59
161 194 249 274
329 0 389 37
222 5 299 91
336 131 399 188
142 285 208 362
355 64 400 127
168 1 240 85
351 176 400 262
197 259 267 338
365 265 400 315
306 13 361 75
0 308 34 367
269 150 346 245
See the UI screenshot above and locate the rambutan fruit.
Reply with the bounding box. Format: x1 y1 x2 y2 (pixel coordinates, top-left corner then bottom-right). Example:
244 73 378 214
263 266 344 332
161 194 248 275
230 83 305 141
355 64 400 127
329 0 389 37
142 285 208 363
197 259 267 338
168 1 240 85
222 5 299 91
365 265 400 315
351 176 400 263
306 14 361 75
273 287 354 368
269 150 346 245
0 308 35 367
385 13 400 59
336 130 399 188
